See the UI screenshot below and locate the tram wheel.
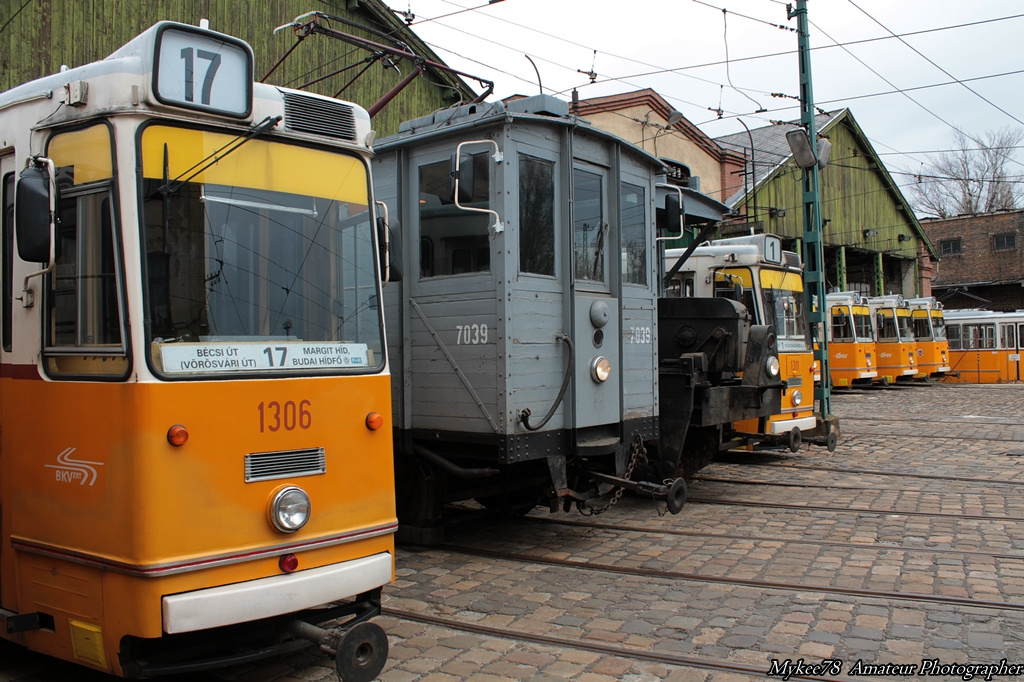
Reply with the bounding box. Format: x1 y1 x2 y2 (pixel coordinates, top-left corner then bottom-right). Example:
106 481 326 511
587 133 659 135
335 622 388 682
788 428 802 453
666 477 687 514
826 431 838 452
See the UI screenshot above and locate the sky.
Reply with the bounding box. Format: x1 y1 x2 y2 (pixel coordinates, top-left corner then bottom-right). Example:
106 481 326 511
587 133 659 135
381 0 1024 194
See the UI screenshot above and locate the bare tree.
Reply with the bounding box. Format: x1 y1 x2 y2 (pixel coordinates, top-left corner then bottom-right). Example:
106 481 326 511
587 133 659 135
908 126 1024 218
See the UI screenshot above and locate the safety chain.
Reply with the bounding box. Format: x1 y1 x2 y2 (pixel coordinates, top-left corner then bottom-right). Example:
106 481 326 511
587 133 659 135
580 433 647 516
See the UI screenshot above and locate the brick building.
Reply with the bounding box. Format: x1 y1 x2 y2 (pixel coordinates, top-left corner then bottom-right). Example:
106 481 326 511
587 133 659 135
921 209 1024 311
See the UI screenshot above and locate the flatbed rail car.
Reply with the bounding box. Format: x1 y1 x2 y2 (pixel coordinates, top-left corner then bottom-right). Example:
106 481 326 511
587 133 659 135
372 95 782 542
825 292 877 387
908 297 950 379
866 295 918 384
666 234 835 451
942 309 1023 383
1 22 395 680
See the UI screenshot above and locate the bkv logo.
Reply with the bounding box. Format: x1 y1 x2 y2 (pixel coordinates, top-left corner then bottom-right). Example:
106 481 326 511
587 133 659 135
45 448 104 486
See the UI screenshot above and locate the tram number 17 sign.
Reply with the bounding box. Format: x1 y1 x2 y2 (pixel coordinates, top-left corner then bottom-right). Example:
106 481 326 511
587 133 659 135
152 24 253 118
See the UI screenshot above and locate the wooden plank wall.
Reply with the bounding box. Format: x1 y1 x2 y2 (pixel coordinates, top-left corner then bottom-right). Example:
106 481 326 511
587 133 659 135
0 0 461 136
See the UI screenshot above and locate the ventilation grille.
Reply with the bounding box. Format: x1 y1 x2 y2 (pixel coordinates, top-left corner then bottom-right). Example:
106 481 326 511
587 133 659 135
283 92 358 141
245 448 326 483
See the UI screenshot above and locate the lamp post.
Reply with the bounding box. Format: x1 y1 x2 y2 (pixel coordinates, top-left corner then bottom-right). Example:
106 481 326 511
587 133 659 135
787 0 834 426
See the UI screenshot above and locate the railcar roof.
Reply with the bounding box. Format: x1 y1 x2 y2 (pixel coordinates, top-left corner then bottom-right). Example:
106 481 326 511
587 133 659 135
374 93 663 168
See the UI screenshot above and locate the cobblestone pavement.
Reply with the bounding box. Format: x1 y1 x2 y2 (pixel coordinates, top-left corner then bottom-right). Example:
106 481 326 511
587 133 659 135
3 384 1023 681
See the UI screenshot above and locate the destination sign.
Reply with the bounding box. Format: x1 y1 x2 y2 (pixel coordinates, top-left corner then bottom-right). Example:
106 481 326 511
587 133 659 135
159 342 369 374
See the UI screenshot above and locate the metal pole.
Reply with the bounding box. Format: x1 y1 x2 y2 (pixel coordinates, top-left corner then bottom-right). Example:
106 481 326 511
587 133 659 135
789 0 832 419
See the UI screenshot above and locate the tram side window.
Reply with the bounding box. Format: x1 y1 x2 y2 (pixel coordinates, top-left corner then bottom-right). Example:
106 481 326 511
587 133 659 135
831 309 854 342
1000 323 1016 350
3 172 12 352
947 324 961 350
965 324 995 349
418 155 490 279
44 125 127 378
912 316 933 341
876 313 899 342
51 188 121 348
621 182 647 286
518 154 554 276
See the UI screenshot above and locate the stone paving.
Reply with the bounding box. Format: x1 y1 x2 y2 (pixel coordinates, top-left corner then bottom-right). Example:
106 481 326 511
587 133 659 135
3 383 1024 681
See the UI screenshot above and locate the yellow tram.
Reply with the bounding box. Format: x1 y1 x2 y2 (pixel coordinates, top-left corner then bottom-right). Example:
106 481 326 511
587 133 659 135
1 22 395 679
865 295 918 384
667 234 828 451
908 297 950 379
825 292 877 387
943 309 1023 383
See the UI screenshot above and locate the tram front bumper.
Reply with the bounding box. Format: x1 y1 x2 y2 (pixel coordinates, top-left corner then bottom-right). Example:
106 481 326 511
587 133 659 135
768 416 817 435
162 552 392 634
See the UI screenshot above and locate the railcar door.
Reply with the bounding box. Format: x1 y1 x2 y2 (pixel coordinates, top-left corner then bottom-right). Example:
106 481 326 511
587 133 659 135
571 163 621 429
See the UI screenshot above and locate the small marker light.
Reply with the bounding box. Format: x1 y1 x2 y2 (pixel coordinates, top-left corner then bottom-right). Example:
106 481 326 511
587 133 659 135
167 424 189 446
365 412 384 430
279 553 300 573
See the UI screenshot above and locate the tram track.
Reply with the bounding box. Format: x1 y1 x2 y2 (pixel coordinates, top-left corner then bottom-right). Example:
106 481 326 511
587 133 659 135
691 473 1024 496
524 515 1024 561
383 607 851 681
432 543 1024 613
707 460 1024 486
687 495 1024 523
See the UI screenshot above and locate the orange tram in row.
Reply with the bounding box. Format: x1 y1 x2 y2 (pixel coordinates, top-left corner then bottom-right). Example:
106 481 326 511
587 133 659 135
1 22 396 680
942 309 1024 383
826 294 951 387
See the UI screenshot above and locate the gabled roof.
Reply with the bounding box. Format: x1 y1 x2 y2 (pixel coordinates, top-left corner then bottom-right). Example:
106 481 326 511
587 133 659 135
576 89 726 161
714 109 937 259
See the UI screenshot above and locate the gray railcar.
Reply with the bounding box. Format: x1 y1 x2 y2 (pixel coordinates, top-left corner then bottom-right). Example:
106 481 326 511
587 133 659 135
374 95 780 541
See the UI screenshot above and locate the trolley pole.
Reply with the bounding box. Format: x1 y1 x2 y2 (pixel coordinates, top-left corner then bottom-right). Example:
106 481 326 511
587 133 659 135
789 0 831 420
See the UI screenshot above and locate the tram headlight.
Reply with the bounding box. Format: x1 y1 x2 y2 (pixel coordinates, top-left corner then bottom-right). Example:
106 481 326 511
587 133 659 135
766 355 781 378
269 486 311 533
791 389 804 407
591 356 612 383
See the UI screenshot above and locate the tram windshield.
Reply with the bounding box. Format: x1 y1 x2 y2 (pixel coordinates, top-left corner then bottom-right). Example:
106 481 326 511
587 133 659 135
912 314 934 341
140 125 383 377
931 314 947 341
853 309 874 342
758 269 811 352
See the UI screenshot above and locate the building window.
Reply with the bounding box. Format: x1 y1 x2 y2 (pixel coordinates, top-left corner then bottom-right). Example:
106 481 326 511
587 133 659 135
939 238 962 256
993 233 1017 251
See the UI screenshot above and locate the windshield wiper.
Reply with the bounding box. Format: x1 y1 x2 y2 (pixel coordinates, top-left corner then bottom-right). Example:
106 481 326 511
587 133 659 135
157 115 282 196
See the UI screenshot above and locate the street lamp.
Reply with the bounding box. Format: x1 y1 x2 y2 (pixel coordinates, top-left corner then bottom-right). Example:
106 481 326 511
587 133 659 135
786 129 832 169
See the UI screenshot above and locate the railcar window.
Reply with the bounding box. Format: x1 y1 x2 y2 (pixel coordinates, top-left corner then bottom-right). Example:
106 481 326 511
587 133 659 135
876 311 899 342
518 154 554 276
897 313 915 342
965 324 995 350
831 309 854 342
759 269 811 352
140 125 383 378
418 155 490 278
573 168 604 283
1000 323 1016 350
912 315 933 341
3 172 12 352
853 312 873 341
620 182 647 286
44 125 128 378
931 315 947 341
947 324 961 350
713 269 756 314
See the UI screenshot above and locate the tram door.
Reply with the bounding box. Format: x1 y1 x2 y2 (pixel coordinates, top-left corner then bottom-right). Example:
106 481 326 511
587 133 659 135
571 164 620 429
1004 322 1021 381
0 155 11 609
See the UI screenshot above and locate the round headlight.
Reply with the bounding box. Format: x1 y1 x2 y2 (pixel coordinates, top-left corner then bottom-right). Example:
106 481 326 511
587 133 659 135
591 356 612 383
766 355 781 377
269 486 311 533
791 389 804 407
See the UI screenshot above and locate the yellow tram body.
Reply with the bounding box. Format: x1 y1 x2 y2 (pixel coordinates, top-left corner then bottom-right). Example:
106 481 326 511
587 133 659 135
942 310 1023 383
866 296 917 384
826 293 876 387
668 234 824 450
908 298 950 379
1 21 394 677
